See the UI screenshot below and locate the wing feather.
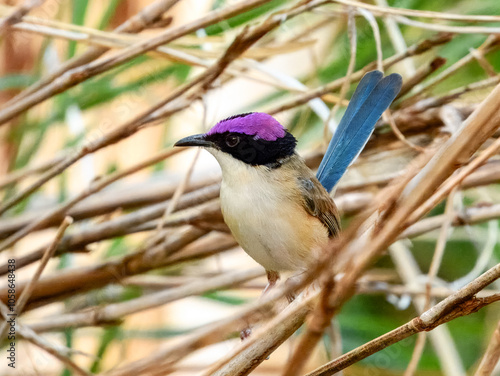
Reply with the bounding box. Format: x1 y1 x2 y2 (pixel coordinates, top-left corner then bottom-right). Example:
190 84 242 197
298 176 341 238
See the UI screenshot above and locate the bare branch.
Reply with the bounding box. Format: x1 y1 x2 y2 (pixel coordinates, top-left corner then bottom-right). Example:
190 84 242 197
29 268 264 332
0 216 72 340
0 0 273 126
16 323 93 376
306 262 500 376
0 0 45 33
474 319 500 376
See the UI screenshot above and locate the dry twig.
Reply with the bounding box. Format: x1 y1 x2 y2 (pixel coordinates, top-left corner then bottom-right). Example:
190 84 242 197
474 319 500 376
0 0 44 32
306 262 500 376
0 216 73 340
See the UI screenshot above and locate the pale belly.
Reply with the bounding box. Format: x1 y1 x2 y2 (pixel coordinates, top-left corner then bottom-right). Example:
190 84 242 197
220 179 329 272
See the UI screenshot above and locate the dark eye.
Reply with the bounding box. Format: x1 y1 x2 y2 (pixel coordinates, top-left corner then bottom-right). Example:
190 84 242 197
225 134 240 147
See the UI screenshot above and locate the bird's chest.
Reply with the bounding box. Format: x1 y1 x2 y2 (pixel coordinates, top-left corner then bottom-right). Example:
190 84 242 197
219 169 327 272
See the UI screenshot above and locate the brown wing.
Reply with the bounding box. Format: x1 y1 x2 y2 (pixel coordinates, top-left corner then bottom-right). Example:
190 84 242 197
298 176 341 238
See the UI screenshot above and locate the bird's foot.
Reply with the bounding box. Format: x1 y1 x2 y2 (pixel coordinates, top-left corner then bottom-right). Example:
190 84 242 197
262 270 280 296
284 271 305 302
240 327 252 341
240 271 282 341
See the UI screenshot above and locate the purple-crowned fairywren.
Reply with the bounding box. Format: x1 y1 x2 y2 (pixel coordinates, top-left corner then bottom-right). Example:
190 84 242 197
175 71 402 295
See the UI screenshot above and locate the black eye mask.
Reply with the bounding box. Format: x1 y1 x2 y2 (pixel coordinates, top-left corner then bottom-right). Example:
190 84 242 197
204 131 297 167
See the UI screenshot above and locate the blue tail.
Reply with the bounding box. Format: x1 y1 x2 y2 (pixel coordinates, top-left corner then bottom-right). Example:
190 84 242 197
316 71 402 192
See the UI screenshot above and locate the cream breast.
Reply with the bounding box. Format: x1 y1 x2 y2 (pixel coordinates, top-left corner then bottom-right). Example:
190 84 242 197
210 149 329 272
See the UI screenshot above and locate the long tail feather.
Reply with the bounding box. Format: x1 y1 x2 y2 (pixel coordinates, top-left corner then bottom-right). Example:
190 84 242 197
317 71 402 192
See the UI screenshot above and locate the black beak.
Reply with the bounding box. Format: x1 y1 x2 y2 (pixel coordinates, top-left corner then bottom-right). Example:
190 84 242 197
174 134 213 148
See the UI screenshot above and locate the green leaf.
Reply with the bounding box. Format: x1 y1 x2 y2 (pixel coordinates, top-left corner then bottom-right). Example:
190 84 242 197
68 0 89 58
90 326 121 373
74 62 191 114
12 60 190 180
204 0 288 35
121 327 191 338
97 0 124 30
0 74 37 90
203 291 248 305
60 327 75 376
104 237 128 259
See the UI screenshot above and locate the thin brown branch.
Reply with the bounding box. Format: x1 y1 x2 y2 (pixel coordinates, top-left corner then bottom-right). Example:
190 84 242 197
16 323 92 376
396 57 447 99
29 268 264 332
0 0 273 125
306 263 500 376
407 129 500 226
399 36 500 108
424 76 500 109
357 283 498 299
384 110 424 152
474 319 500 376
267 33 453 115
404 331 429 376
331 0 500 22
281 77 500 376
0 148 184 251
394 14 500 35
425 188 457 310
391 104 474 134
158 149 200 231
101 273 306 376
324 7 357 141
209 294 316 376
8 0 182 103
5 150 500 276
470 48 497 77
0 194 222 275
0 216 72 340
0 153 66 190
0 0 326 220
402 202 500 239
0 225 212 310
0 0 44 32
0 177 217 239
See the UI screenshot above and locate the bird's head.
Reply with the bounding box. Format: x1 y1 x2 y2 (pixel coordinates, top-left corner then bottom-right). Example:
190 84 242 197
174 112 297 168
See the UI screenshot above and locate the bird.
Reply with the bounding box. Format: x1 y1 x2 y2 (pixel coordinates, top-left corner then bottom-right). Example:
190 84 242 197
174 70 402 296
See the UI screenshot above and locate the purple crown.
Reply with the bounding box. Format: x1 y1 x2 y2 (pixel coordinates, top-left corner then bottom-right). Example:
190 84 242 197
206 112 286 141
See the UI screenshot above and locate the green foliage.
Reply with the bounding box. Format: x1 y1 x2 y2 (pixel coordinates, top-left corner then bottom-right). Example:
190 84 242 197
68 0 89 58
0 74 37 90
90 326 121 373
60 328 75 376
97 0 124 30
202 291 249 305
411 237 478 281
104 237 128 259
204 0 288 35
